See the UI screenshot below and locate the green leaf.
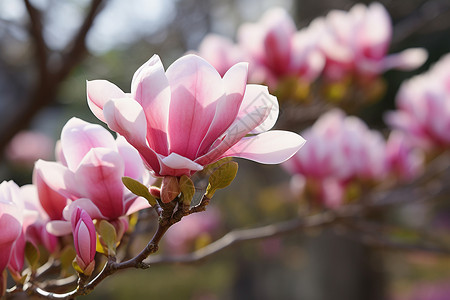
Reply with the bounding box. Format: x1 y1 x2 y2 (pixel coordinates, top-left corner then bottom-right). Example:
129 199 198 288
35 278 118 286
122 176 157 207
60 246 76 276
198 157 233 177
179 175 195 206
96 220 117 256
25 242 40 270
205 161 238 198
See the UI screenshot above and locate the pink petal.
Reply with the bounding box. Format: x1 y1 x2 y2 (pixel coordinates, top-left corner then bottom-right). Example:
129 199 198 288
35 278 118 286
166 54 224 160
34 160 82 201
237 84 279 134
124 196 151 215
131 55 171 155
116 135 145 180
159 152 203 176
196 62 248 157
195 105 271 166
74 148 125 220
33 168 68 220
86 80 126 123
222 130 306 164
61 117 117 171
383 48 428 71
103 98 162 174
46 220 72 236
62 198 106 221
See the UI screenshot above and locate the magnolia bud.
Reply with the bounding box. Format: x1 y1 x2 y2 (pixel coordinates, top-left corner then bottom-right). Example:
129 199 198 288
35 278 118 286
160 176 180 203
71 207 96 276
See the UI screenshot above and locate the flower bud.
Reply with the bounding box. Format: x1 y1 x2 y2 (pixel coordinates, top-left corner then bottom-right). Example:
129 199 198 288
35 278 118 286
71 207 96 276
160 176 180 203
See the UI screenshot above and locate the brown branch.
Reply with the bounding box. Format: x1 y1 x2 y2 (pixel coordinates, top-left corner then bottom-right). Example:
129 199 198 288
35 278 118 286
0 0 106 157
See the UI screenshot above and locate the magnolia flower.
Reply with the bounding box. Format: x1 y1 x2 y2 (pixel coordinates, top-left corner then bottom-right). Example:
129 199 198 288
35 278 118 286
0 181 24 295
71 207 96 276
35 117 152 236
237 7 324 88
284 110 386 181
87 54 305 177
386 53 450 149
316 2 427 80
283 110 387 206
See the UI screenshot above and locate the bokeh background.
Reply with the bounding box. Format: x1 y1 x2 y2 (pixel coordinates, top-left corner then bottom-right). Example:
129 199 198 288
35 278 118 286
1 0 450 299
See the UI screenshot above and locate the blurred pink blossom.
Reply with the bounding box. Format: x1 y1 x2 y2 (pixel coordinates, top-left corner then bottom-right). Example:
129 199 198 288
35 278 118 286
385 131 424 181
71 207 96 276
197 34 247 77
237 7 324 89
5 131 54 168
315 2 427 81
0 181 24 296
87 54 305 177
386 53 450 149
164 207 221 255
35 118 152 237
283 110 387 206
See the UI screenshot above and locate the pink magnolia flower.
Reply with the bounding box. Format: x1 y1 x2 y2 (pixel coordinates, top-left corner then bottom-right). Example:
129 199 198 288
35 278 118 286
71 207 96 276
386 54 450 149
385 131 424 181
35 117 152 236
237 7 324 89
283 110 387 206
315 3 427 80
197 34 247 77
0 181 24 295
284 109 386 181
87 54 305 177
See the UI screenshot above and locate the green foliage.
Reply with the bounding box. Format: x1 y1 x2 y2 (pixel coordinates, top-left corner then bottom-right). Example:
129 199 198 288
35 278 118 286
122 176 157 207
179 175 195 206
96 220 117 256
25 242 40 271
205 161 239 198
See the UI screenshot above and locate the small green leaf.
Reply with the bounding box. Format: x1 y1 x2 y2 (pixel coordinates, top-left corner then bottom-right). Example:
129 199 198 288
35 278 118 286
205 161 238 198
122 176 157 206
60 246 76 276
25 242 40 270
96 220 117 256
179 175 195 206
198 157 233 177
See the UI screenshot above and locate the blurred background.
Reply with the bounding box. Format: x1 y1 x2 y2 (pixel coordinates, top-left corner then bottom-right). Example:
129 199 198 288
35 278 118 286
1 0 450 299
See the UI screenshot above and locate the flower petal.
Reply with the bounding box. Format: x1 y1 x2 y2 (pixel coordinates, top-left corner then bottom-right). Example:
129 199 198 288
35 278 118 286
34 160 82 200
237 84 279 134
103 98 162 174
166 54 225 160
61 117 117 171
222 130 306 164
159 152 203 176
87 80 126 122
74 148 125 220
196 62 248 157
131 55 170 155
